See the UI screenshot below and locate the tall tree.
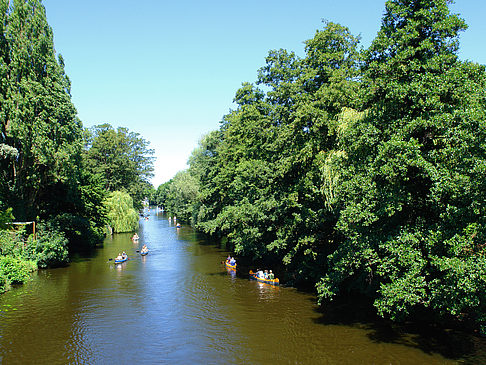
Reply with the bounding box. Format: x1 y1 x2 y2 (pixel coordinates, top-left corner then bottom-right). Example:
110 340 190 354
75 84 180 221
318 0 486 325
0 0 83 220
83 123 155 207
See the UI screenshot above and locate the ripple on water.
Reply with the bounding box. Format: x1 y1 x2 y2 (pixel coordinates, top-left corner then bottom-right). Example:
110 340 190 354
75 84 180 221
0 211 479 364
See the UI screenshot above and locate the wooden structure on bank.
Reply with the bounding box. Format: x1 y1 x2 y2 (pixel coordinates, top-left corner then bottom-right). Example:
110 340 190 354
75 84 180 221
5 221 36 239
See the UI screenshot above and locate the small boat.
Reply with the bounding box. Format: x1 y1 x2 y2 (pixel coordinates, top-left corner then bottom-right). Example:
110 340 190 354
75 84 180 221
249 270 279 286
225 261 236 270
114 257 128 264
140 250 149 256
176 223 181 228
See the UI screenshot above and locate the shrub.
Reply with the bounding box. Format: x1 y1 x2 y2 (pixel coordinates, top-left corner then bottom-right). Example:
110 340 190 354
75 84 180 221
0 256 36 288
24 222 69 268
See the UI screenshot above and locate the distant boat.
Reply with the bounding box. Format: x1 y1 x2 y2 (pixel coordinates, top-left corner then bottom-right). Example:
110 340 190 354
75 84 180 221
140 250 149 256
225 261 236 270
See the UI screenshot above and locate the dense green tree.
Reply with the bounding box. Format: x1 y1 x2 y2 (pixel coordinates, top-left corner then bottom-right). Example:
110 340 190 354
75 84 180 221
151 180 171 208
0 0 83 221
164 170 199 223
83 123 155 208
176 0 486 332
189 22 360 283
317 0 486 325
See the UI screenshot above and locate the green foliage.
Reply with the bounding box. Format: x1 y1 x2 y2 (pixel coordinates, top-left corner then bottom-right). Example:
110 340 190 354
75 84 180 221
83 124 155 208
22 221 69 268
169 1 486 331
0 207 14 230
104 191 139 233
0 256 36 291
0 0 108 256
0 0 84 221
0 228 25 258
152 180 171 208
163 170 199 223
317 0 486 325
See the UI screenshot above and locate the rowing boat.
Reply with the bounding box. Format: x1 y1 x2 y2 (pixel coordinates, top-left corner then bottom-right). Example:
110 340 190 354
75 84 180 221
140 250 149 256
114 257 128 264
225 261 236 270
249 270 279 286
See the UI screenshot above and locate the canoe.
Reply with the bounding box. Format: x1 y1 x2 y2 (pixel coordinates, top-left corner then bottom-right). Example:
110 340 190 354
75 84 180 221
140 250 149 256
225 261 237 270
114 257 128 264
249 270 279 286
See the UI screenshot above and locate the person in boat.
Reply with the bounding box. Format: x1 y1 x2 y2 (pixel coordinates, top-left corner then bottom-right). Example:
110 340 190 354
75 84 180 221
132 233 139 240
256 269 264 278
226 255 231 263
230 257 236 266
264 270 269 279
122 251 127 259
268 270 275 280
141 244 148 253
115 253 123 260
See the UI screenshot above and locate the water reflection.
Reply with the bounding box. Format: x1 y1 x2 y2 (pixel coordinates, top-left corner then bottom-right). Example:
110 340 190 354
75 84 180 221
0 210 481 364
225 267 236 278
255 282 279 301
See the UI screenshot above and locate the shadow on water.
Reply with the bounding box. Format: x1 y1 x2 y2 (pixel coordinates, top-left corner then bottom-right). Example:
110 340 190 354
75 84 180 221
311 294 486 364
184 222 486 364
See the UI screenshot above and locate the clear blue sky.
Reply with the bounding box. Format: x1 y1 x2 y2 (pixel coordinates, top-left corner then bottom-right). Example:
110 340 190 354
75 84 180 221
42 0 486 187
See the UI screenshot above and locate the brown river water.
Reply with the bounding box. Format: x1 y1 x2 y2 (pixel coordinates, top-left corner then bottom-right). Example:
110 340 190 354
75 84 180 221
0 209 484 364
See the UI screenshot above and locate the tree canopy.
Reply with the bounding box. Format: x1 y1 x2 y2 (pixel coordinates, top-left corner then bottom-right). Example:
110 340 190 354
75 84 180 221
83 123 155 208
160 0 486 331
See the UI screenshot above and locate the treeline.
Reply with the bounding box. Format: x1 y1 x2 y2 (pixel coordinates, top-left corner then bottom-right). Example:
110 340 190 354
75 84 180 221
153 0 486 330
0 0 153 292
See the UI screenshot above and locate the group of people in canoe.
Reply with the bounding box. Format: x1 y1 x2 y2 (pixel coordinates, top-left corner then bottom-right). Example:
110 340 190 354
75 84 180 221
226 255 236 266
224 256 278 284
115 251 128 261
255 269 274 280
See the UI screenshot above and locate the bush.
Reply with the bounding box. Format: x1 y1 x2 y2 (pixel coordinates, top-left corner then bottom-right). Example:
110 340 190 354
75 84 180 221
0 228 29 258
23 222 69 268
0 256 36 291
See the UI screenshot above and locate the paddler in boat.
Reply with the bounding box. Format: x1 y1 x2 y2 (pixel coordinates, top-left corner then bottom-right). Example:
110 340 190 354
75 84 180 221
230 257 236 266
115 252 123 261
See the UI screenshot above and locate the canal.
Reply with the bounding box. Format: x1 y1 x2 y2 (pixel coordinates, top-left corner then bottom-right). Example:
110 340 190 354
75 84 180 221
0 209 484 364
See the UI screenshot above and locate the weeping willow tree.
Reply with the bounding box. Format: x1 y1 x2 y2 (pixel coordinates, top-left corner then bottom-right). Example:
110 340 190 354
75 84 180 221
104 191 139 233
